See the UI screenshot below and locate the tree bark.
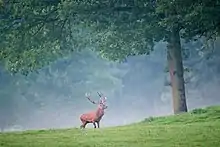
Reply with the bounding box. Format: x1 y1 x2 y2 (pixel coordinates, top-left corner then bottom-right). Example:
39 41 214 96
167 27 188 114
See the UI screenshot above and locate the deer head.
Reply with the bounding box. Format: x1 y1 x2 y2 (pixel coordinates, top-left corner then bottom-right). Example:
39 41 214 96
85 92 108 109
97 92 107 104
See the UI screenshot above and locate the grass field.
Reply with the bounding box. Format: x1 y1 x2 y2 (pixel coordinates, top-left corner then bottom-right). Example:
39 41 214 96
0 106 220 147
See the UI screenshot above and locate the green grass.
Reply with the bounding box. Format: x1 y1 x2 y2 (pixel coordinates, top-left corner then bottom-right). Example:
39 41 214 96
1 106 220 147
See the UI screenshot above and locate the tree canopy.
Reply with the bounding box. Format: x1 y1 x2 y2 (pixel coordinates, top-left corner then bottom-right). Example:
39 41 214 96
1 0 220 115
1 0 219 74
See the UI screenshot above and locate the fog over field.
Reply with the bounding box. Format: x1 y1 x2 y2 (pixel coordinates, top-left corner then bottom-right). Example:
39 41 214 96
1 40 220 132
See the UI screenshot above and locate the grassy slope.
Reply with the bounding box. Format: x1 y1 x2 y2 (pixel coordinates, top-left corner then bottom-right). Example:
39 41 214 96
0 106 220 147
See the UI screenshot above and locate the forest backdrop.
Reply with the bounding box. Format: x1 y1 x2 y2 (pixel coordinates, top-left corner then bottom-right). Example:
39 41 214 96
0 0 220 131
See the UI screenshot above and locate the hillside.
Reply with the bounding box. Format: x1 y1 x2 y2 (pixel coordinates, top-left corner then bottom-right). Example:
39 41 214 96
0 106 220 147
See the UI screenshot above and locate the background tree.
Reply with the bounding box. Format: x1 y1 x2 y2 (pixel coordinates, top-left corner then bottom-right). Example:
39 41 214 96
0 49 127 130
1 0 220 114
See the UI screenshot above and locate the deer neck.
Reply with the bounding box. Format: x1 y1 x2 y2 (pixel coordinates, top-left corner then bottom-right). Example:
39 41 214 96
96 106 105 117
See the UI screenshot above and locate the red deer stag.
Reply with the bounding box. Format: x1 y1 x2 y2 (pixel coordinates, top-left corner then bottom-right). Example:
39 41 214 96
80 92 108 129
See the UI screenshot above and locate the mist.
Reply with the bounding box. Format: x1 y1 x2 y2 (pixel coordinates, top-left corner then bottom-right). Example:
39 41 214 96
1 40 220 132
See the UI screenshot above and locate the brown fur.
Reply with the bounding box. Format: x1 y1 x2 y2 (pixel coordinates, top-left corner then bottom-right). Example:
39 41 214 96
80 104 107 129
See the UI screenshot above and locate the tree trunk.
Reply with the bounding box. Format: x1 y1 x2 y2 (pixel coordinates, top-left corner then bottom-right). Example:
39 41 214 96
167 27 188 114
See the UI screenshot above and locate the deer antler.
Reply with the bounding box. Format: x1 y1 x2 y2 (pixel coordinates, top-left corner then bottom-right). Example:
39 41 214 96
85 92 97 104
97 92 102 97
97 92 107 104
85 92 90 97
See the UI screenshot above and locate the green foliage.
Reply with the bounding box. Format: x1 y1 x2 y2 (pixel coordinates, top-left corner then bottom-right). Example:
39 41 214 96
191 108 208 114
142 106 220 124
0 106 220 146
180 0 220 40
143 116 155 122
1 0 219 74
0 0 78 74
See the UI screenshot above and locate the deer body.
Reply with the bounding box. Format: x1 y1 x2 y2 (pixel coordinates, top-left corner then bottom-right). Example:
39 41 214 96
80 92 107 129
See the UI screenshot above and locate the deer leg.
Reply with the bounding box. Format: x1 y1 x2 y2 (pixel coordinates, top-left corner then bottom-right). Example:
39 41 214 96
80 121 87 129
84 122 88 128
80 122 83 129
80 124 84 129
93 122 97 128
80 121 84 129
97 121 100 128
